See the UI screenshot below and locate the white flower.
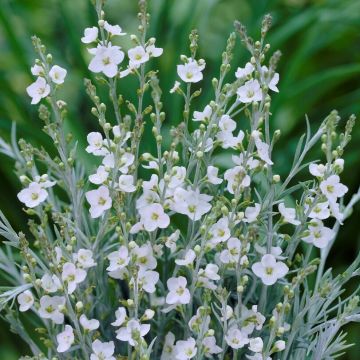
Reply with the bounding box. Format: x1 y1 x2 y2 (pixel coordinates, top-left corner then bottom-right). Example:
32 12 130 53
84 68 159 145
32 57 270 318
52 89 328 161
174 337 197 360
128 46 150 67
262 65 280 92
206 166 222 185
85 185 112 218
208 217 231 245
320 175 348 202
172 188 212 221
74 249 96 269
235 62 254 78
202 336 222 357
170 80 181 93
175 249 196 266
34 174 56 188
225 327 250 349
31 64 43 76
17 290 34 312
219 115 236 132
61 262 87 294
89 165 109 185
305 200 330 220
241 305 266 334
90 339 116 360
249 337 263 353
146 44 163 57
165 229 180 253
273 340 286 352
118 174 136 193
116 319 150 346
89 43 125 78
309 163 326 177
244 203 261 223
111 307 127 327
224 166 250 194
86 132 108 156
177 59 205 83
49 65 67 84
252 131 273 165
193 105 212 122
81 27 98 43
252 254 289 285
38 295 65 324
302 219 335 248
198 264 220 290
26 77 50 104
80 314 100 331
278 203 300 225
119 152 135 173
166 276 190 305
139 203 170 232
168 166 186 188
161 332 176 360
107 246 130 273
104 21 126 36
138 269 159 293
56 325 74 353
132 243 157 270
40 273 61 293
237 79 262 103
220 237 242 264
17 182 48 208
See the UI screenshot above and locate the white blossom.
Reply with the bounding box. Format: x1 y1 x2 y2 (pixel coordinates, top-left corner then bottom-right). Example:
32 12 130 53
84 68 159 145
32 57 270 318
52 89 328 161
146 44 163 57
235 62 254 78
107 246 130 273
17 182 48 208
244 203 261 223
138 269 159 293
139 203 170 232
104 21 126 36
128 46 150 67
249 337 263 353
166 276 190 305
161 332 176 360
81 27 98 43
56 325 74 353
165 229 180 253
40 273 61 293
177 59 205 83
17 290 34 312
193 105 212 122
225 327 250 349
38 295 65 324
74 249 96 269
175 249 196 266
89 165 109 185
208 217 231 245
86 132 108 156
90 339 116 360
220 237 242 264
118 174 136 193
61 262 87 294
320 175 348 202
88 43 125 78
278 203 300 225
172 187 212 221
49 65 67 84
26 77 50 104
252 254 289 285
202 336 222 357
85 185 112 218
224 166 250 194
80 314 100 331
219 115 236 132
309 163 326 177
302 219 335 248
116 319 150 346
132 243 157 270
174 337 197 360
237 79 262 103
206 165 222 184
111 307 127 327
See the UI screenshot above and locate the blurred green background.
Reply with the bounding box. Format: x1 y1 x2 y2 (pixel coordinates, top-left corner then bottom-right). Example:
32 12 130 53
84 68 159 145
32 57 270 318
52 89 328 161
0 0 359 358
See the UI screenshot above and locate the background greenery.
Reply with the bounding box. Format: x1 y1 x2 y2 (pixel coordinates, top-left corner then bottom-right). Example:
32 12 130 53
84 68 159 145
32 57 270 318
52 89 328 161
0 0 359 358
